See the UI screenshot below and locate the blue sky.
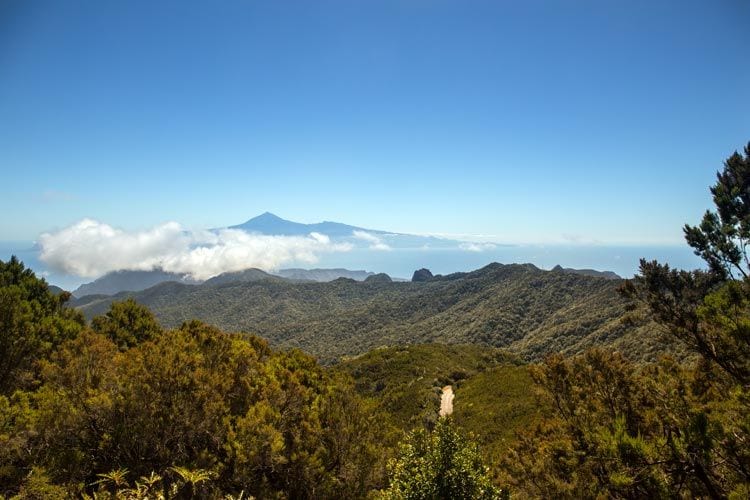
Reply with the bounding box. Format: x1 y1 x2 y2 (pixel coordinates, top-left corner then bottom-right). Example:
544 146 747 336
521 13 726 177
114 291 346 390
1 0 748 245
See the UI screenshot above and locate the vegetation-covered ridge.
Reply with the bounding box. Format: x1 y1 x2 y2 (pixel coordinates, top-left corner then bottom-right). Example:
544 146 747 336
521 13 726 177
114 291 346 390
337 344 545 482
336 344 527 430
73 261 674 364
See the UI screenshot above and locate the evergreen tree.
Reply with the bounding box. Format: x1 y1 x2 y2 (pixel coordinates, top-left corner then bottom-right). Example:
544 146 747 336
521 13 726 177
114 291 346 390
0 256 84 394
91 298 162 350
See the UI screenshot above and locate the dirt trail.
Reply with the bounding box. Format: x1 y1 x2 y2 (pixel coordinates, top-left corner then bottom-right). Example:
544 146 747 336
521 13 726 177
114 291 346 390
439 385 454 417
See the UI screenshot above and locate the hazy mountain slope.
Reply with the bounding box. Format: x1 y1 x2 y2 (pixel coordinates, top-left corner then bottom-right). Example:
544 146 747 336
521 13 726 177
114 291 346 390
552 264 621 280
72 269 190 297
75 262 674 364
275 268 375 282
72 265 385 298
202 268 281 286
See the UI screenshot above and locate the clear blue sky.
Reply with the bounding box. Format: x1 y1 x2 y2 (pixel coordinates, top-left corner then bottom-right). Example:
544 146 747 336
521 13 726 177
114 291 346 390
1 0 748 244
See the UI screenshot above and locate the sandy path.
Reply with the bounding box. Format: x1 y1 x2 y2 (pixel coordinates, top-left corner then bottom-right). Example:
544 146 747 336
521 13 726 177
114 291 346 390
439 385 454 417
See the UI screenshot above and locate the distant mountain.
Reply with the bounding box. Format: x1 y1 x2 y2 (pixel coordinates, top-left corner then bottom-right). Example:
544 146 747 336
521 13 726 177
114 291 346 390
275 268 375 282
411 268 434 282
72 269 191 297
203 268 282 286
364 273 393 283
47 285 66 295
72 266 389 297
230 212 390 238
229 212 461 249
74 262 683 364
551 265 621 280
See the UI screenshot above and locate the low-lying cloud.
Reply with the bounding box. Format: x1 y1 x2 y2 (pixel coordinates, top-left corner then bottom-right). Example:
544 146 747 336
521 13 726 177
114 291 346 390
352 230 391 251
459 242 497 252
38 219 352 280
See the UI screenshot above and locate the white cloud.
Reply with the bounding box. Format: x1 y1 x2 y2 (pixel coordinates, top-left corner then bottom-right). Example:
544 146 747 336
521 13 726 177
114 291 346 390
459 242 497 252
38 219 352 280
352 230 391 251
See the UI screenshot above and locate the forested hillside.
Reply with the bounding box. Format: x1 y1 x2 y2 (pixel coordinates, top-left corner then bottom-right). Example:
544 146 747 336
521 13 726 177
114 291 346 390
337 344 545 479
73 263 677 364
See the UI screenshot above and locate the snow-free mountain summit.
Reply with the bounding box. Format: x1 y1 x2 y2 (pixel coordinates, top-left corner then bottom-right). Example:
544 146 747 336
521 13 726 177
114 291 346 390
228 212 457 249
229 212 391 238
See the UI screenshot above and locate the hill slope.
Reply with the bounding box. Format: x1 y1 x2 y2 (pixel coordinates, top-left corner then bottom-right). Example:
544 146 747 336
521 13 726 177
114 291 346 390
336 344 545 475
275 268 375 282
336 344 523 428
72 269 190 297
74 262 675 363
202 268 282 286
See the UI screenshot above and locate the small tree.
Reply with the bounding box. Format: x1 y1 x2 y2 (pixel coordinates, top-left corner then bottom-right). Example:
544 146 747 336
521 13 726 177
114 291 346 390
684 142 750 280
0 256 84 394
622 142 750 383
91 298 162 350
383 418 501 500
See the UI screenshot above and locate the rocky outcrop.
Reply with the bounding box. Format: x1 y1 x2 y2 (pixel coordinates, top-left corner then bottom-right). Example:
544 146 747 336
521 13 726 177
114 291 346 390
411 268 434 282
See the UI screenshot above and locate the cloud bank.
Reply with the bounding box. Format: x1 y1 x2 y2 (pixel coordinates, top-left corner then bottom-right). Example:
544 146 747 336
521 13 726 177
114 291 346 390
352 230 391 251
459 242 498 252
38 219 352 280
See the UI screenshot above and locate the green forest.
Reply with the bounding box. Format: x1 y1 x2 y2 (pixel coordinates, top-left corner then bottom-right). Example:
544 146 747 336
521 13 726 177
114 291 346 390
73 259 676 366
1 143 749 498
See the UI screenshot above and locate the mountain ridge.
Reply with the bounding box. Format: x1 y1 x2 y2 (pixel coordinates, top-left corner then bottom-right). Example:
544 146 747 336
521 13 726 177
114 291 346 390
71 266 387 298
73 262 680 364
72 269 193 297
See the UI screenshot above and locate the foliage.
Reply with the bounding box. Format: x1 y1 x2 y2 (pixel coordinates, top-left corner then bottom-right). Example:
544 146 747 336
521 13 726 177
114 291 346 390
338 343 541 479
450 365 546 478
504 348 750 498
338 344 520 428
0 256 84 394
683 142 750 280
382 417 502 500
90 298 162 350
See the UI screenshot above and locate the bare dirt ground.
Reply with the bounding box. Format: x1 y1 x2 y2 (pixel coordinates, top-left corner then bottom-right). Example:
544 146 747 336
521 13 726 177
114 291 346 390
439 385 454 417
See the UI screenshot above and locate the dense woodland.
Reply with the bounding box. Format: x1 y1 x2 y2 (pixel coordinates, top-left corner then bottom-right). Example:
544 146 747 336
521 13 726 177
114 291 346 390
1 143 749 498
72 261 678 365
